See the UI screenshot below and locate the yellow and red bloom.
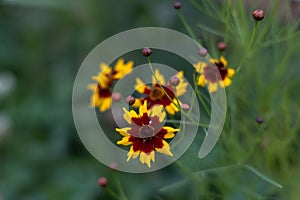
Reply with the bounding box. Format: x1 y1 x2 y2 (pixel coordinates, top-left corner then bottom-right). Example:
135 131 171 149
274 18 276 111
116 101 179 167
88 58 134 112
194 56 235 93
133 69 187 115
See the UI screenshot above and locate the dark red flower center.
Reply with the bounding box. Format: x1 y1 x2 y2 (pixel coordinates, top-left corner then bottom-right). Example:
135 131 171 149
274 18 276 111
150 87 164 101
139 126 155 138
203 61 228 83
97 84 112 97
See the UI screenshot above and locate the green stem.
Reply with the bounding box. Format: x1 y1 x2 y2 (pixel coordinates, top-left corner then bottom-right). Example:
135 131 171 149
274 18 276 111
107 188 122 200
236 21 258 72
178 11 199 44
166 119 209 128
147 57 174 103
112 173 128 200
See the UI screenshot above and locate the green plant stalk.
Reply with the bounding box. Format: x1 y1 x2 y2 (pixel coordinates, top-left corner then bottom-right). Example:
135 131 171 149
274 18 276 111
107 188 122 200
178 11 199 43
171 115 186 148
166 119 209 128
236 21 258 72
112 173 128 200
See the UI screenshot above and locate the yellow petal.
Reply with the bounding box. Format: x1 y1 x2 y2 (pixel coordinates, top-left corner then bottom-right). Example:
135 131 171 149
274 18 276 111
220 56 228 67
127 146 140 161
89 94 98 107
87 84 97 91
227 68 235 78
123 107 138 124
193 62 206 73
139 100 148 117
156 140 173 156
115 127 131 136
99 97 111 112
165 105 175 115
197 75 206 86
150 105 166 123
170 101 179 112
100 63 112 73
164 127 180 132
174 71 188 96
132 98 142 107
152 69 165 85
208 82 218 93
209 58 219 64
94 63 112 89
162 126 179 138
113 58 134 79
139 151 154 168
221 77 232 87
117 136 132 146
135 78 151 94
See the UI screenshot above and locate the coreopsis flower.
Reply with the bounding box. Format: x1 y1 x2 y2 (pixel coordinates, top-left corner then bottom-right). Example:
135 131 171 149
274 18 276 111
88 58 134 112
116 101 179 167
194 56 235 93
133 69 188 115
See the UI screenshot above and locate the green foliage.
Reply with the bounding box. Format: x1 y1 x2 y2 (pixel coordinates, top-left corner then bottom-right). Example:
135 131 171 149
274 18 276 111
1 0 300 199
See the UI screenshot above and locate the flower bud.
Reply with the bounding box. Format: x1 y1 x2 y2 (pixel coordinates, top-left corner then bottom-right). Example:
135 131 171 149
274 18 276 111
173 1 182 10
98 177 108 188
126 96 135 105
112 92 121 102
198 48 208 57
109 162 118 170
142 47 152 57
217 42 226 51
252 9 264 21
181 103 190 112
169 76 180 86
256 117 264 124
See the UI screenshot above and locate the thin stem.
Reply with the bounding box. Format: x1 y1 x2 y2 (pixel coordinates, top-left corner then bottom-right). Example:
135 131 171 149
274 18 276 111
147 57 174 103
166 119 209 128
236 21 258 72
171 115 186 148
178 11 199 45
107 188 122 200
112 173 128 200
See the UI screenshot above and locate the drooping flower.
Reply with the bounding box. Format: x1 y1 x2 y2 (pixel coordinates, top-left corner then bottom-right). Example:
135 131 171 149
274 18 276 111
194 56 235 93
88 58 134 112
133 69 188 115
116 101 179 167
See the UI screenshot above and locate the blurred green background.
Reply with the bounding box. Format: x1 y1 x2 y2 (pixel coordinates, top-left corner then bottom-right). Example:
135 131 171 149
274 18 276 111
1 0 300 199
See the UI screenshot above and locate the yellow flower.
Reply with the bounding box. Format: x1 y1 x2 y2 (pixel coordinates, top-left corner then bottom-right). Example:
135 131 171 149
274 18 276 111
133 69 188 115
88 58 134 112
194 56 235 93
116 101 179 168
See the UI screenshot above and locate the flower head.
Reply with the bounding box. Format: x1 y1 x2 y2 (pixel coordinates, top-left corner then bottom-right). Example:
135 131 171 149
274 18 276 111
116 101 179 167
252 9 264 21
133 69 188 115
194 56 235 93
88 58 134 112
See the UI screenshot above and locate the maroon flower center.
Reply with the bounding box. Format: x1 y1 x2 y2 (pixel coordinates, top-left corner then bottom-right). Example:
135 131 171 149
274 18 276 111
203 62 228 83
139 126 155 138
97 84 111 97
150 87 164 101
